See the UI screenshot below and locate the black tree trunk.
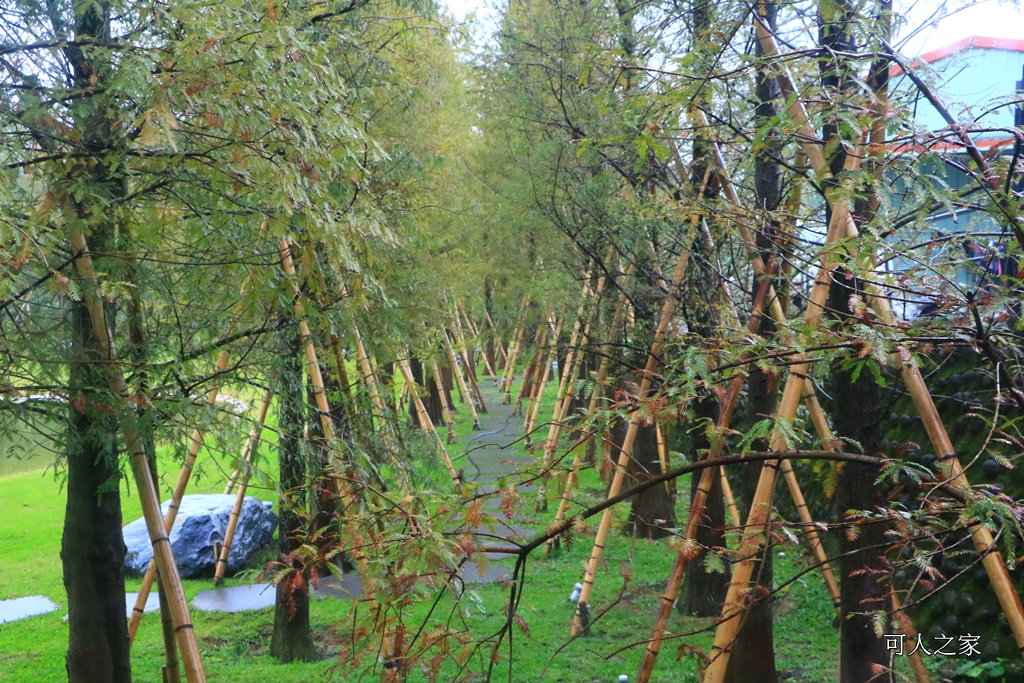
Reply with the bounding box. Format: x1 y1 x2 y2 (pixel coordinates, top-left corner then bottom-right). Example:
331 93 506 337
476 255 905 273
63 296 132 683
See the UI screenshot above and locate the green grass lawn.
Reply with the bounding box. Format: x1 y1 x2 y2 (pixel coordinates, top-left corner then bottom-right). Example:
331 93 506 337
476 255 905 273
0 361 956 682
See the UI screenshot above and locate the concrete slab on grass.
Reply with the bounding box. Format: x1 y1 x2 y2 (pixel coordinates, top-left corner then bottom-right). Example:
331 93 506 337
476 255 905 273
125 591 160 618
0 595 58 624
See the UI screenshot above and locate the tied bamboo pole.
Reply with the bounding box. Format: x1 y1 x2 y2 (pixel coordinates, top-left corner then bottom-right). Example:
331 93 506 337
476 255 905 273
129 344 232 642
537 272 607 511
544 282 631 554
572 233 695 636
68 230 207 682
443 329 481 429
432 360 458 444
524 317 562 447
397 358 464 495
636 270 783 682
752 7 1024 656
214 389 273 584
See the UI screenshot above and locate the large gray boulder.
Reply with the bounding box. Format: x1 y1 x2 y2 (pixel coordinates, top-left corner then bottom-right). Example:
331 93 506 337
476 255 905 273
124 494 276 578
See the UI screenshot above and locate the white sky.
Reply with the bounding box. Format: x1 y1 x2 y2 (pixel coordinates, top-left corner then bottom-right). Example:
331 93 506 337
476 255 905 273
443 0 1024 57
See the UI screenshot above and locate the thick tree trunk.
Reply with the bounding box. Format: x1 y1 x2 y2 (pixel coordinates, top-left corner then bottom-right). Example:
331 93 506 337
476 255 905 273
63 295 132 683
271 327 316 663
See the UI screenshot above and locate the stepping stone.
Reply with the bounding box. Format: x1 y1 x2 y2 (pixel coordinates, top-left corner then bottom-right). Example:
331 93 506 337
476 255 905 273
311 573 364 600
192 583 275 613
125 591 160 618
459 561 513 585
0 595 58 624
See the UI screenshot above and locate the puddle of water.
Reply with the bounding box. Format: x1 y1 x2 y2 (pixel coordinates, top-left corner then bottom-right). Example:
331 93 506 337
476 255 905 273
0 595 59 624
0 411 62 477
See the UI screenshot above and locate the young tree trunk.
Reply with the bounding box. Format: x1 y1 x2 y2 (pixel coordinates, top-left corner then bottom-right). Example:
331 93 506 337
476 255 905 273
63 298 132 683
271 326 317 663
827 272 893 683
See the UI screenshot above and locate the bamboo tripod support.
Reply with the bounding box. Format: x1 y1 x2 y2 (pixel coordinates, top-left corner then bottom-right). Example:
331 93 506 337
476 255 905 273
276 236 401 674
701 148 862 681
443 329 481 429
214 389 273 584
537 273 607 511
523 317 562 447
128 345 231 642
690 107 844 613
572 235 694 636
751 6 1024 656
460 305 498 383
450 309 488 411
397 357 464 495
432 360 458 444
68 230 208 682
544 284 631 554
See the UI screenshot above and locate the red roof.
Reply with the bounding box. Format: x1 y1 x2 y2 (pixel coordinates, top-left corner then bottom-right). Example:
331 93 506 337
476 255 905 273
891 36 1024 75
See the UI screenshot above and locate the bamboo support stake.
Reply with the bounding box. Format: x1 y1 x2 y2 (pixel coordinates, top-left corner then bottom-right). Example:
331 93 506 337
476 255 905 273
572 234 695 636
892 590 933 683
544 284 631 554
719 467 741 529
397 358 463 494
68 230 207 682
636 271 783 682
214 389 272 584
752 10 1024 655
432 360 458 444
443 329 480 430
524 317 562 446
692 104 845 612
537 273 607 511
223 391 273 498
